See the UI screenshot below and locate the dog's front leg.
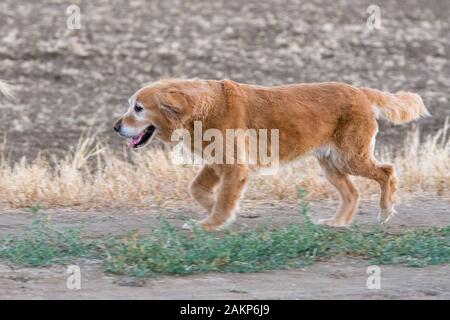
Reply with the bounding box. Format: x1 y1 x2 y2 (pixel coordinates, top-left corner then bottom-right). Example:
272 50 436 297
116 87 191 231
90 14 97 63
189 164 220 212
200 164 249 231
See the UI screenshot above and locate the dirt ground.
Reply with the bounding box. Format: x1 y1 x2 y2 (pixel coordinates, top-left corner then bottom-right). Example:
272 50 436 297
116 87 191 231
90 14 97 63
0 0 449 300
0 0 449 160
0 195 449 299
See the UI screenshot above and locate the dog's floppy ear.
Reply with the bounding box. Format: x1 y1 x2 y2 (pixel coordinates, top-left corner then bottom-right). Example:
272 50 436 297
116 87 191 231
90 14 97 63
159 101 183 118
158 88 195 120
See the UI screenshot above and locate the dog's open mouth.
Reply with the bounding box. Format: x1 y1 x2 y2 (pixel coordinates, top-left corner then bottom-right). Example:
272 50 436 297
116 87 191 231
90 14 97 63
128 125 156 149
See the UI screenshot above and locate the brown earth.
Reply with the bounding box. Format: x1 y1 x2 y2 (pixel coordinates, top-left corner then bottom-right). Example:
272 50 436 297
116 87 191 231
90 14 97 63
0 0 449 300
0 195 449 299
0 0 449 161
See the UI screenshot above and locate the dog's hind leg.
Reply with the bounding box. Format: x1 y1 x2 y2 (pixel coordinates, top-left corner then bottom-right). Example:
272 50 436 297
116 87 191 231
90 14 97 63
189 164 220 213
334 118 398 223
350 159 398 223
316 157 360 227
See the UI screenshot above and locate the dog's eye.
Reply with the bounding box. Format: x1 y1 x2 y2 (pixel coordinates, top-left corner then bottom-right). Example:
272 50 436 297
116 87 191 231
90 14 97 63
134 105 143 112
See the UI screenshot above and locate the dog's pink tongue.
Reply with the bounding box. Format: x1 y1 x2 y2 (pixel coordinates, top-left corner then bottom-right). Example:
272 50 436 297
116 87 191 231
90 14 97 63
129 133 143 147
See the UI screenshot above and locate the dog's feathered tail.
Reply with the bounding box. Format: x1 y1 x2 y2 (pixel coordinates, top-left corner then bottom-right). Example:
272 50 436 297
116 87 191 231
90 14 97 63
0 80 14 99
361 87 430 124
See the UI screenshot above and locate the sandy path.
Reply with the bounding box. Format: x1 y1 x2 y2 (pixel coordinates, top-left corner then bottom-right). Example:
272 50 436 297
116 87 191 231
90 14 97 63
1 257 449 300
0 196 448 299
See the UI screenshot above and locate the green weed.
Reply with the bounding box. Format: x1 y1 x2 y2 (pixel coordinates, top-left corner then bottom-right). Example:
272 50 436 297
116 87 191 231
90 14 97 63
0 206 449 276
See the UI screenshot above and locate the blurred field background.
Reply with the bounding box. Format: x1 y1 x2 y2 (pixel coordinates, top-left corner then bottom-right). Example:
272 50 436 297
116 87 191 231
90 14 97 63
0 0 450 300
0 0 449 208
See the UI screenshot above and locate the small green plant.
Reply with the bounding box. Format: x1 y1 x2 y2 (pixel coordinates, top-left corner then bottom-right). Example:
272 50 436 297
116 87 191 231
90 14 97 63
0 206 449 276
28 204 42 214
0 219 95 266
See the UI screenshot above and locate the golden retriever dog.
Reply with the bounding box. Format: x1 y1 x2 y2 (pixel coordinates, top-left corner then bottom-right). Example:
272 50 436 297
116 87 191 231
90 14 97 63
114 79 429 231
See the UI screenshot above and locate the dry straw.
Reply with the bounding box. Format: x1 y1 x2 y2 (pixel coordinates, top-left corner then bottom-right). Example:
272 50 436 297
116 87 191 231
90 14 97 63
0 121 448 209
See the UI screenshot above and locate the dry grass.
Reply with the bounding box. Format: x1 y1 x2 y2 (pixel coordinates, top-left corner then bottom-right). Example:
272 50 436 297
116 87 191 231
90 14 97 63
0 122 448 209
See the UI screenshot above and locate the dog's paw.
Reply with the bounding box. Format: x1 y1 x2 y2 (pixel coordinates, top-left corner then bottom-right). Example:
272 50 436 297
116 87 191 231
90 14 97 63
316 218 349 228
181 219 224 232
199 214 236 232
199 218 224 231
378 207 397 224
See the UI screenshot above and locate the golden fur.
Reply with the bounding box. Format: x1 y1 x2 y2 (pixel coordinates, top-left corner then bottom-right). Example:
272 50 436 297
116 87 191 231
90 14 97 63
114 79 430 230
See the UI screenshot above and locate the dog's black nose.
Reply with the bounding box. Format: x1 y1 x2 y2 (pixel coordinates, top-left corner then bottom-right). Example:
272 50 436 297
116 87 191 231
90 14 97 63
113 120 122 132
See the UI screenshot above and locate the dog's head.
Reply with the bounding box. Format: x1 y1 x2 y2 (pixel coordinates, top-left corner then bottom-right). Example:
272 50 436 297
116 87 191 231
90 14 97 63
113 79 217 149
